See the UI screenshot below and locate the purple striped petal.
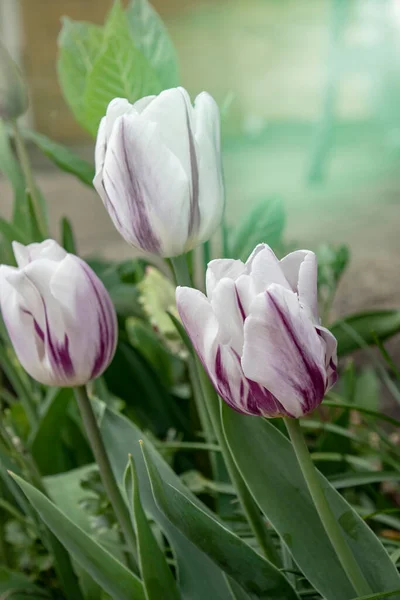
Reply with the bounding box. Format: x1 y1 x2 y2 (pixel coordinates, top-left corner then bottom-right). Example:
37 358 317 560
242 285 327 417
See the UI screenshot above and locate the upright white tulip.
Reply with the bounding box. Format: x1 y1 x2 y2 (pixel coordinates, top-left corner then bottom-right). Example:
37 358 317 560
0 240 117 387
93 87 224 257
176 244 338 418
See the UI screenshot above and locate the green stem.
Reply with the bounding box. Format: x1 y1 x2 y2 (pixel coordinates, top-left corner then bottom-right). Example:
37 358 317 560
12 119 47 238
171 255 280 565
0 341 38 427
284 418 371 596
74 386 138 569
198 365 280 566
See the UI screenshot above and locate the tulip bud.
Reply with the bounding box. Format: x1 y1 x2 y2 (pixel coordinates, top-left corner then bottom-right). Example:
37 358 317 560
93 87 224 257
0 240 117 387
0 42 28 120
176 244 338 418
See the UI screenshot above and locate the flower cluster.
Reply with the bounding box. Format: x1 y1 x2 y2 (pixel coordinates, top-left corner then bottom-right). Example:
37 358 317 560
0 87 337 415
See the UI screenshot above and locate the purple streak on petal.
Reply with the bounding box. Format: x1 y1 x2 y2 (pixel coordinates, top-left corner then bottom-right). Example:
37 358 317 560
268 292 326 413
104 119 161 253
235 286 246 321
184 105 200 237
80 262 116 379
43 301 74 380
246 379 294 418
21 308 45 342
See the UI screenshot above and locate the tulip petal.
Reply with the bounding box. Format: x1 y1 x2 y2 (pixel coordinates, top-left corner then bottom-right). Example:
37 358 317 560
13 240 67 269
210 278 245 355
316 325 338 389
142 87 200 240
206 258 246 298
242 284 327 417
50 255 117 384
0 266 49 384
236 245 290 316
192 92 224 243
101 113 191 256
280 250 319 321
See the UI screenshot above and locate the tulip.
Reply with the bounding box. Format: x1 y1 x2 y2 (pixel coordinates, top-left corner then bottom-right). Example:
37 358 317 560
176 244 337 418
93 87 224 257
0 240 117 387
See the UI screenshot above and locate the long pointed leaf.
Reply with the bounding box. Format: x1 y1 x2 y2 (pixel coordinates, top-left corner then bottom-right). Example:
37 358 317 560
124 455 180 600
141 440 299 600
222 405 400 600
9 473 145 600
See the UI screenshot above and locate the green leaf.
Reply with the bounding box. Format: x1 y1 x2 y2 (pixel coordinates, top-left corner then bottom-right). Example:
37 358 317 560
124 455 180 600
228 196 285 261
0 119 28 233
140 441 299 600
23 128 95 186
0 217 29 246
58 2 163 136
61 216 78 254
9 473 146 600
222 405 400 600
0 566 50 599
330 310 400 356
83 2 162 136
126 0 179 88
328 471 400 490
349 591 400 600
30 388 74 475
97 400 235 600
57 18 104 133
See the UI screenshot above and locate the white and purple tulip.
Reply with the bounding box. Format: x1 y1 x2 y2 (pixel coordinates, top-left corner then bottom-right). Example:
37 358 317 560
93 87 224 258
0 240 117 387
176 244 338 418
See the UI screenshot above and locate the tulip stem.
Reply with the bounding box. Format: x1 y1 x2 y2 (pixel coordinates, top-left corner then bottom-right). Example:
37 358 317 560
197 363 281 566
284 417 372 596
171 255 280 566
74 386 138 570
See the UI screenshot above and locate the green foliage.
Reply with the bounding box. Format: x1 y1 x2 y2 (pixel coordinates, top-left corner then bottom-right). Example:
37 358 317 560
331 310 400 356
23 128 95 186
57 0 179 136
222 403 400 599
10 474 146 600
141 441 299 599
124 455 180 600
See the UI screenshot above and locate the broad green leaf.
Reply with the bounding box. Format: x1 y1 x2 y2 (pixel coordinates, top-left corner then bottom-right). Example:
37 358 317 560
124 455 180 600
57 18 104 132
61 216 78 254
23 128 95 186
228 196 285 261
331 311 400 356
84 3 161 135
45 464 97 532
126 0 179 88
222 405 400 599
0 566 50 599
141 441 299 600
30 388 74 475
97 400 234 600
10 473 146 600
